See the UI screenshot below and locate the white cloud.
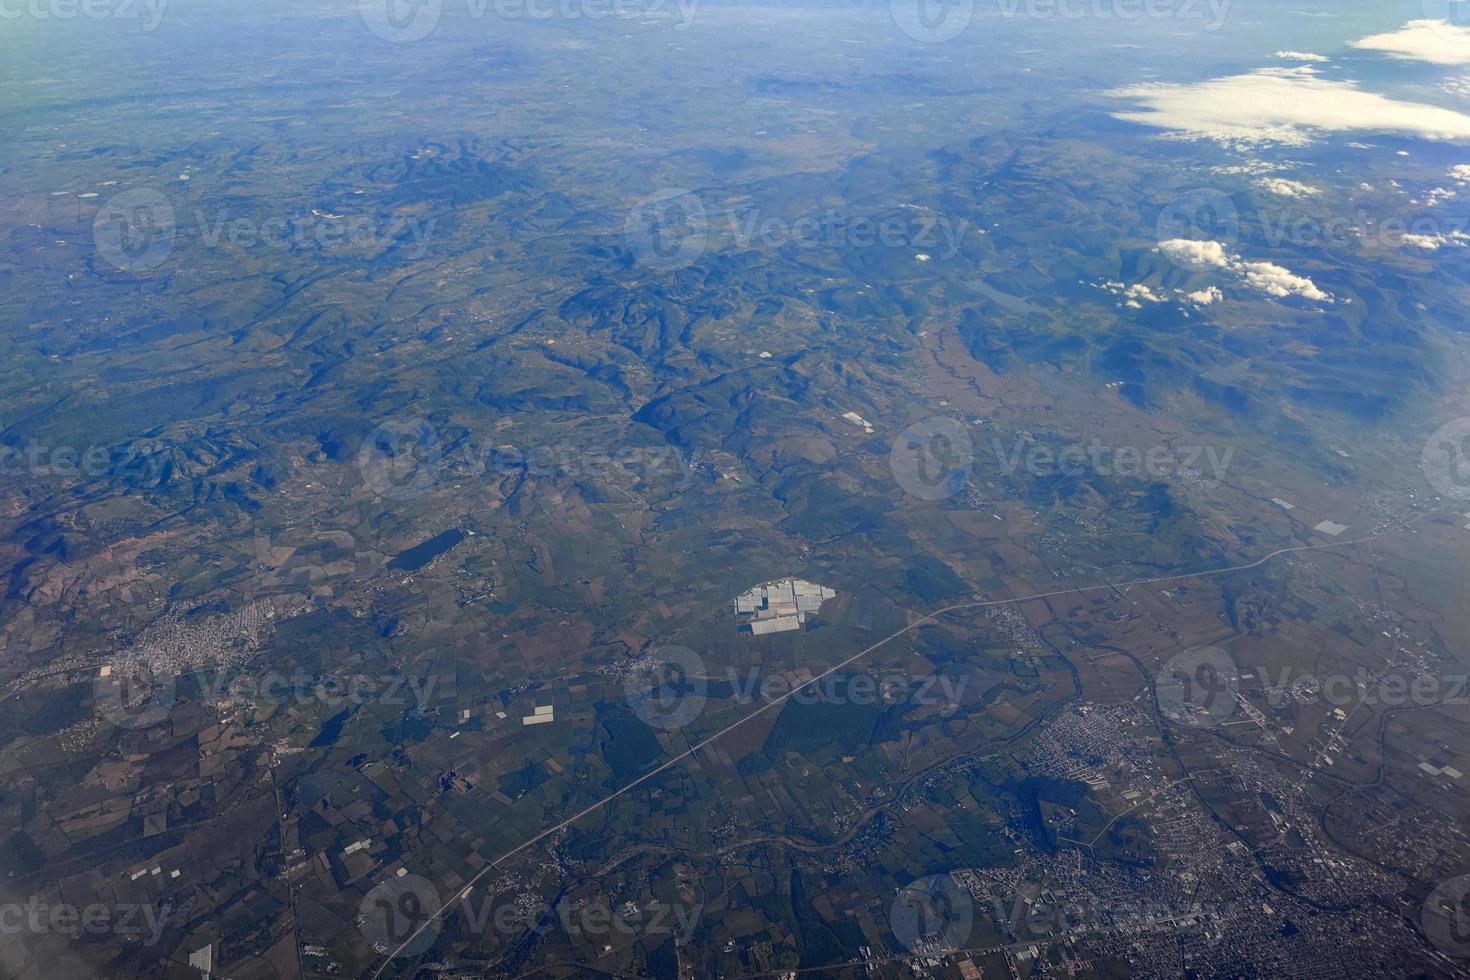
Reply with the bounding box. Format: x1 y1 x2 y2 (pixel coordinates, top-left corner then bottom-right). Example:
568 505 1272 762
1276 50 1329 62
1350 19 1470 65
1157 239 1333 302
1452 164 1470 181
1097 280 1166 308
1256 177 1321 198
1109 67 1470 146
1402 231 1470 249
1097 279 1225 309
1238 260 1332 301
1402 234 1445 249
1158 239 1233 268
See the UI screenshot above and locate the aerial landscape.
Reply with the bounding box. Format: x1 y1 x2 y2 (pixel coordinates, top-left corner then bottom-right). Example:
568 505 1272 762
3 0 1470 977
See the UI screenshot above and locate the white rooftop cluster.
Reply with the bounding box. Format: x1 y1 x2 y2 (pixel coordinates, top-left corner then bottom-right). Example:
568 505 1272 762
733 578 836 636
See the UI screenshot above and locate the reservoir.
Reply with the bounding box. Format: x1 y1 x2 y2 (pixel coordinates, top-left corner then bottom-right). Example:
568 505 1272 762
387 528 466 572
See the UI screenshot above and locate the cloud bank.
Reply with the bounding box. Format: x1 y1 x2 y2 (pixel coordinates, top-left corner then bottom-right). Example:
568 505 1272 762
1350 19 1470 65
1256 177 1321 198
1402 231 1469 249
1110 67 1470 146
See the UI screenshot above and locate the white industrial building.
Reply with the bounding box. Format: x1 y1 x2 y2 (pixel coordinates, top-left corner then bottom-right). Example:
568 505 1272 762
732 578 836 634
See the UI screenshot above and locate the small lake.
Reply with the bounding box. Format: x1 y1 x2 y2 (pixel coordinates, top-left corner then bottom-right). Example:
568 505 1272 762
387 528 465 572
